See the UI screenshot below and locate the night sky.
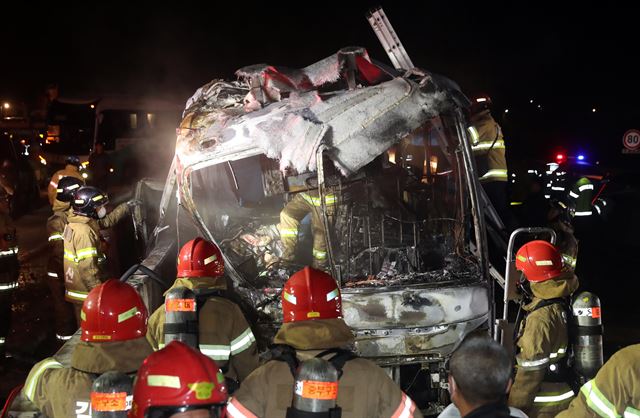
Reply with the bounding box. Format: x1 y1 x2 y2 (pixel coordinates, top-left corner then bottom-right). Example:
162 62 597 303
3 2 640 164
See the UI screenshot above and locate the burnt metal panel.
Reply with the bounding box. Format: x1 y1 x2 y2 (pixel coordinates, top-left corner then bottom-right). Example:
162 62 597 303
342 284 489 329
353 316 488 360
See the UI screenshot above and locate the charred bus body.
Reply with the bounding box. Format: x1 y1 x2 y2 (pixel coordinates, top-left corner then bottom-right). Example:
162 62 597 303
5 51 494 418
130 47 492 413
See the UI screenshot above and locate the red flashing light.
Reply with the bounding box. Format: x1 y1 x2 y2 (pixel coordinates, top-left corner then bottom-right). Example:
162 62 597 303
556 153 565 162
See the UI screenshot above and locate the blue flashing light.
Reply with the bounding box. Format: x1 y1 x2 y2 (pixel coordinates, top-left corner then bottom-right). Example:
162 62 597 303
577 155 585 161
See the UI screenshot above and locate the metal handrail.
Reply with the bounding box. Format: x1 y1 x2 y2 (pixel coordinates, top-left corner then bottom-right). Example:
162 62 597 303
497 227 557 344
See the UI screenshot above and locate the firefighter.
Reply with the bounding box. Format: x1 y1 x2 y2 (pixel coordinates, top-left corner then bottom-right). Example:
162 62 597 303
279 188 337 270
543 163 567 202
467 96 512 229
130 340 228 418
508 240 579 417
567 176 595 242
547 200 578 270
23 279 153 418
64 186 134 324
47 155 84 206
226 266 422 418
146 237 259 384
47 176 84 342
556 343 640 418
567 176 594 219
279 161 343 271
0 180 18 362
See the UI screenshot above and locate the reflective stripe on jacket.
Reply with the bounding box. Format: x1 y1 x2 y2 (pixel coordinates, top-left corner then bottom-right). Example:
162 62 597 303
24 338 152 417
569 177 594 217
146 277 259 382
228 319 422 418
0 211 17 254
557 344 640 418
63 218 104 302
227 353 421 418
47 166 84 206
0 211 19 290
24 358 92 418
279 190 335 270
63 204 128 303
508 276 578 418
47 206 69 280
468 109 508 183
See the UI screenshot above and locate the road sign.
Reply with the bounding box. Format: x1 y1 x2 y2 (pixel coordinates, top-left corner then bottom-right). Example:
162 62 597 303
622 129 640 154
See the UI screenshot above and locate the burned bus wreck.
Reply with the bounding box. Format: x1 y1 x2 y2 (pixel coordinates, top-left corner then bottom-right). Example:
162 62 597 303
133 47 492 412
4 46 494 417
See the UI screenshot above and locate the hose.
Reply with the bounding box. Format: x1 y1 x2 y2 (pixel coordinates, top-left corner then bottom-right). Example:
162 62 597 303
1 384 24 418
119 263 165 287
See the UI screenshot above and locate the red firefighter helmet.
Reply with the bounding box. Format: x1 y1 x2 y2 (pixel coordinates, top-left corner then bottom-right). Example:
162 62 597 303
130 341 228 418
282 266 342 323
81 279 148 342
515 240 563 283
177 238 224 278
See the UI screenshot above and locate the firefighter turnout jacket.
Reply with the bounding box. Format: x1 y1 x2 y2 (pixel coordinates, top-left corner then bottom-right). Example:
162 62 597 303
468 109 508 183
508 272 579 418
47 199 71 278
544 168 568 201
0 207 18 356
47 199 77 340
0 208 18 288
24 337 152 418
63 203 129 305
568 177 594 218
556 343 640 418
227 318 422 418
47 165 84 206
146 276 259 382
279 190 337 270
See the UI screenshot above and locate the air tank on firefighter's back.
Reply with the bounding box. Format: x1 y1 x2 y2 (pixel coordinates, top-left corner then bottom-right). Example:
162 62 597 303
90 371 133 418
163 286 198 349
289 358 340 417
571 291 604 382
